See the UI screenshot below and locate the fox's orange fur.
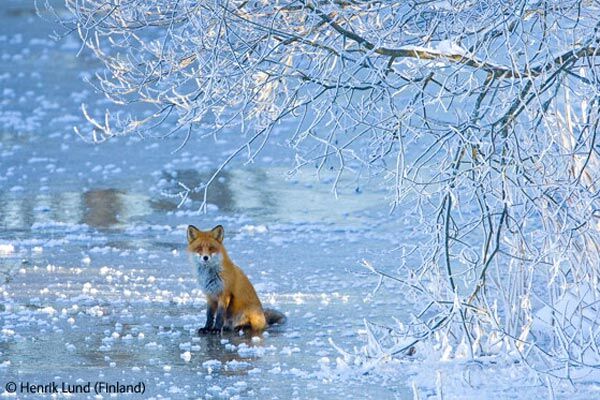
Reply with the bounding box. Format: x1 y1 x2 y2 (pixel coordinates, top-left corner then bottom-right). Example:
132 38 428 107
187 225 285 334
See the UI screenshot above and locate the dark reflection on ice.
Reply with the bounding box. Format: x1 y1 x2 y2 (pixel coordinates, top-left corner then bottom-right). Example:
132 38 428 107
157 167 384 225
0 167 382 232
83 189 123 228
0 189 152 230
82 189 155 229
155 168 277 214
4 7 37 18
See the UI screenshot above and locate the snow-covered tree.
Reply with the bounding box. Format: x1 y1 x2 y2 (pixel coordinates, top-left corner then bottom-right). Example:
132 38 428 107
55 0 600 376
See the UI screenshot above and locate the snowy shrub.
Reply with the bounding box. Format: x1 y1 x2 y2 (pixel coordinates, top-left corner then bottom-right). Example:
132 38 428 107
52 0 600 377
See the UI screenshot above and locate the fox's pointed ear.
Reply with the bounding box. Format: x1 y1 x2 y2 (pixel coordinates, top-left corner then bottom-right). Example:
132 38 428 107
187 225 201 243
210 225 224 242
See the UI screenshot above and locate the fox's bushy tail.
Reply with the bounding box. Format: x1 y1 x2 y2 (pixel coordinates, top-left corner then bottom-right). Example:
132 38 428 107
264 308 286 326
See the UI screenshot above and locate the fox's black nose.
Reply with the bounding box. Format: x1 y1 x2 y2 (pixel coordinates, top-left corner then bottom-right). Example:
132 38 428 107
203 255 209 261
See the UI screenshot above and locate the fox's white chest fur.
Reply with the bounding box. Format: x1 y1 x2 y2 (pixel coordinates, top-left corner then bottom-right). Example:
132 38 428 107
191 254 224 296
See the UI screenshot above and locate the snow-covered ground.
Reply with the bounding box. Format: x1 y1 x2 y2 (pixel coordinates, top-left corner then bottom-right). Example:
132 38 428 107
1 1 599 399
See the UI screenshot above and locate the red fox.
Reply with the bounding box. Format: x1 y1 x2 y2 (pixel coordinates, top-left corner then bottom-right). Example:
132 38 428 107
187 224 286 334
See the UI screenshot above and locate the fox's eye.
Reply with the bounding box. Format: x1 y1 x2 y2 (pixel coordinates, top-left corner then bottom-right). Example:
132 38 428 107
208 246 216 253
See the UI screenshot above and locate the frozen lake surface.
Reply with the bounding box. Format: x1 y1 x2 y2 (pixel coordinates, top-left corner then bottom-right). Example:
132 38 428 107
0 1 412 398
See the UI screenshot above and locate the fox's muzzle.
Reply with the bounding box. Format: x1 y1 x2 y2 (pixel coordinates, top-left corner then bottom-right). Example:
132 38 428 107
191 253 222 270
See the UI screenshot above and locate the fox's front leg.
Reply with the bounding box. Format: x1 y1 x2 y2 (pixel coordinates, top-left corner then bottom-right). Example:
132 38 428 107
198 299 217 335
212 294 231 334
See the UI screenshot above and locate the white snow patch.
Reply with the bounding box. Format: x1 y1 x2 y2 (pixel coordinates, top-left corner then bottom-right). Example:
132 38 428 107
39 306 57 315
225 360 250 371
240 224 268 234
0 244 14 255
202 359 222 373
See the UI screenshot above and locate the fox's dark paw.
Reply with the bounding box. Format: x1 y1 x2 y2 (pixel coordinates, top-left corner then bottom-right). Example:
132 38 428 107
198 327 212 335
233 324 250 332
209 328 222 335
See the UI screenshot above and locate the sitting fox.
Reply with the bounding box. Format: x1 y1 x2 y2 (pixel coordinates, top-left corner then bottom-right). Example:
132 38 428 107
187 224 286 334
